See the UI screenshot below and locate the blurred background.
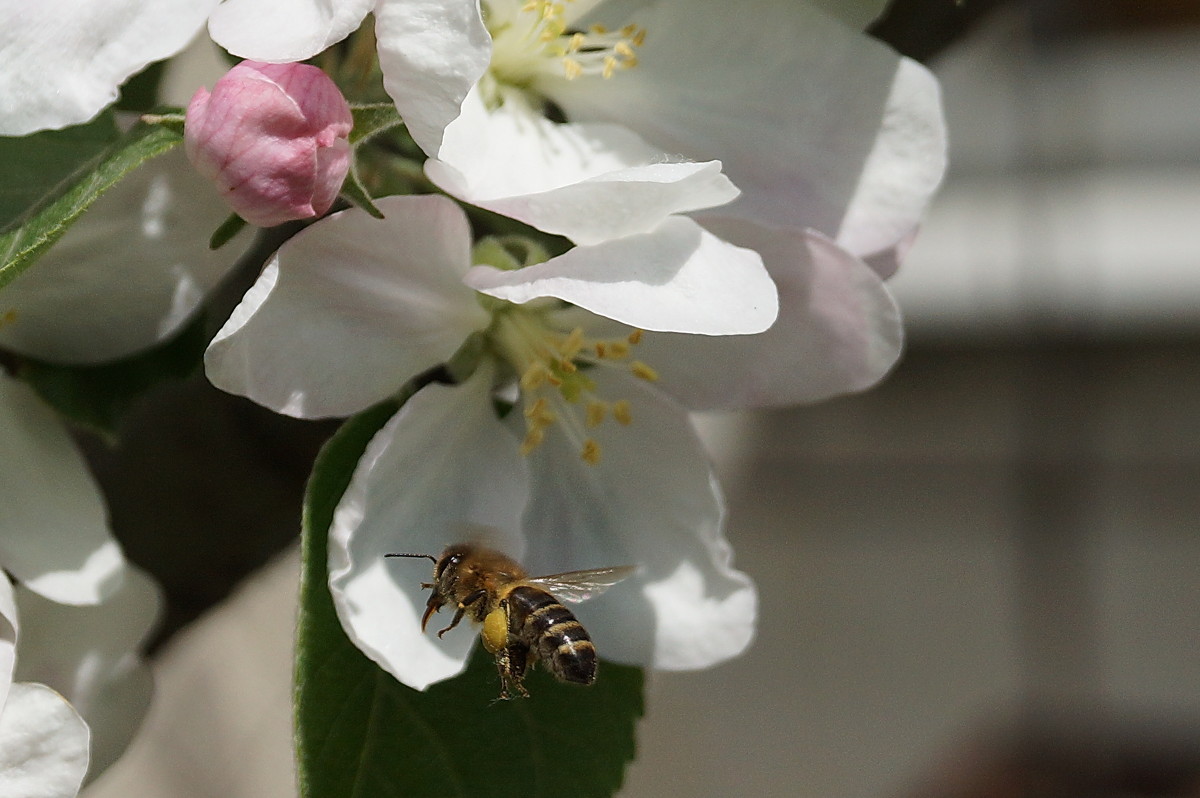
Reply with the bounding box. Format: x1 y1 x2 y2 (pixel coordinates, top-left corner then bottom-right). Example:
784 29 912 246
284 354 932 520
80 1 1200 796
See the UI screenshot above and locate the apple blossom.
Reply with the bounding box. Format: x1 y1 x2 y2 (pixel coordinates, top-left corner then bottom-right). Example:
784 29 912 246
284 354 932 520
203 194 900 689
208 0 944 261
0 375 158 793
13 568 160 779
0 0 220 136
185 61 353 228
207 0 743 246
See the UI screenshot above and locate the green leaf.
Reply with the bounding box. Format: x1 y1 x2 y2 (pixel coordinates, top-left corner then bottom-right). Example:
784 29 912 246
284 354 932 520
348 103 404 147
15 313 208 440
296 398 644 798
0 113 120 233
0 117 184 292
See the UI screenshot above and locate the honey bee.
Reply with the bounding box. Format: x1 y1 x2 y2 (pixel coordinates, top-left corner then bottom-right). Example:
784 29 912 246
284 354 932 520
387 543 634 699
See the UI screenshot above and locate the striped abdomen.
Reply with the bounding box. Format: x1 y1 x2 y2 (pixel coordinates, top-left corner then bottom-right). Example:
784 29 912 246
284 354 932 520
506 585 597 685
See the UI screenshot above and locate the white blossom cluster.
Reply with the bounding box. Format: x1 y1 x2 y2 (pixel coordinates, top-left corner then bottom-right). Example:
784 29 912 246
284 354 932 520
0 0 946 790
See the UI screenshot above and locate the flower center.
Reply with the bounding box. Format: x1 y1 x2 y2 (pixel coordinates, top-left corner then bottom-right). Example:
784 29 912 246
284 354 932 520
484 0 645 102
485 307 658 465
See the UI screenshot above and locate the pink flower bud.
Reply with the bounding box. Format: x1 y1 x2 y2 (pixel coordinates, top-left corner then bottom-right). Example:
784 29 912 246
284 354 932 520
185 61 353 227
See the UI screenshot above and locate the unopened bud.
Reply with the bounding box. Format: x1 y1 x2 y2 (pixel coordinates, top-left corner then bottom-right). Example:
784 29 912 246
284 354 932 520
185 61 352 227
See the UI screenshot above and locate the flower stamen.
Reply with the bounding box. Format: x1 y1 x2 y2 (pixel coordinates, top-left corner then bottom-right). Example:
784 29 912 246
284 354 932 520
486 306 659 466
488 0 645 88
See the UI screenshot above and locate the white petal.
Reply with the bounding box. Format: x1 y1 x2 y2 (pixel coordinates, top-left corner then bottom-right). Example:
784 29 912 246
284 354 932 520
205 195 489 419
807 0 892 28
0 0 217 135
329 366 530 691
375 0 491 157
13 567 160 777
0 683 89 798
0 574 15 713
208 0 374 61
518 373 756 670
629 220 903 410
0 148 253 365
550 0 947 260
426 89 738 245
465 216 777 334
0 375 125 606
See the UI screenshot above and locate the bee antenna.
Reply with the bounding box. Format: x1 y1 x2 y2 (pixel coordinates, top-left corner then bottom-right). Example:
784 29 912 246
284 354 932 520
385 553 437 563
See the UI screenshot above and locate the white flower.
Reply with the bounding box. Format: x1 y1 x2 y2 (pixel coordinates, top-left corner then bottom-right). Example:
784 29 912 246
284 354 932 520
0 568 160 797
204 193 900 689
0 374 158 794
208 0 744 246
0 147 253 366
12 568 160 781
210 0 944 262
0 0 221 135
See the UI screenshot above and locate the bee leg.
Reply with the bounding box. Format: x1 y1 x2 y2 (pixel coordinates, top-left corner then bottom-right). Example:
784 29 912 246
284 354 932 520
504 641 531 699
436 588 487 638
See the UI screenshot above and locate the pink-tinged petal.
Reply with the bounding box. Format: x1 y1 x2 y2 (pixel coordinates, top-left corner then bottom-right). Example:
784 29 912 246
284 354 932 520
0 575 14 713
623 219 903 410
0 148 253 366
550 0 947 261
329 367 530 691
0 683 89 798
465 216 777 335
0 0 218 135
375 0 491 157
0 375 126 606
517 373 757 671
205 195 490 419
208 0 374 62
185 61 352 227
14 567 160 778
425 89 738 245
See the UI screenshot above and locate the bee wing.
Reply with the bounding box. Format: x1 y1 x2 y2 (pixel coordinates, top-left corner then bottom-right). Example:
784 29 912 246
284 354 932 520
525 565 637 604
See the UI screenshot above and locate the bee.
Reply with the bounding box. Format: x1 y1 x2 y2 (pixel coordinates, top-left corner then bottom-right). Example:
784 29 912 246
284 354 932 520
387 543 634 699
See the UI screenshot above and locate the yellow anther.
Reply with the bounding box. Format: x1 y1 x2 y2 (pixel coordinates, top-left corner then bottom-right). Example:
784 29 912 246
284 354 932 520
586 401 608 428
590 23 609 34
607 340 630 359
563 58 583 80
557 358 577 374
560 327 584 358
630 360 659 381
612 399 632 425
621 24 638 36
594 341 607 359
632 28 646 47
602 56 617 79
580 438 602 464
521 0 538 10
568 32 585 52
614 41 636 59
627 329 643 345
520 427 546 456
524 397 549 419
521 362 550 390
